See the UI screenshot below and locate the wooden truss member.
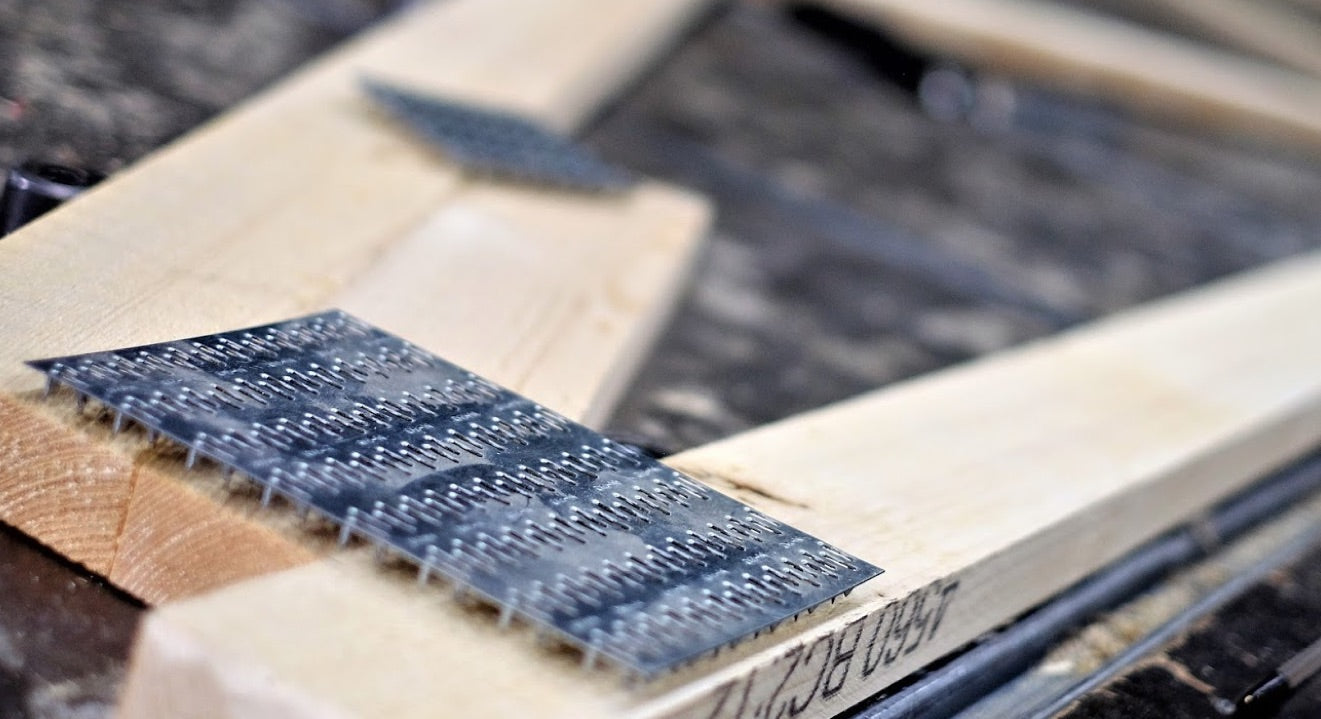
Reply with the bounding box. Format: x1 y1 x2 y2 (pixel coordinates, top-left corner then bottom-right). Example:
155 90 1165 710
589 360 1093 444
826 0 1321 150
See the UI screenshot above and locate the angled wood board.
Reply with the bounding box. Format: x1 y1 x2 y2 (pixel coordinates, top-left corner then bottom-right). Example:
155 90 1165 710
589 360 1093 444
119 248 1321 717
0 0 713 601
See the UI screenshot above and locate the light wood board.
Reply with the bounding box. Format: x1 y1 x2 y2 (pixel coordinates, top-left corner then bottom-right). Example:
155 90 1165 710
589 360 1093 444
823 0 1321 151
1146 0 1321 78
117 242 1321 718
0 0 712 602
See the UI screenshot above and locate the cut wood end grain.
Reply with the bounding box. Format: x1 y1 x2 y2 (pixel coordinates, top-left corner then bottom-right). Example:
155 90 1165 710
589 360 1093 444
0 394 322 602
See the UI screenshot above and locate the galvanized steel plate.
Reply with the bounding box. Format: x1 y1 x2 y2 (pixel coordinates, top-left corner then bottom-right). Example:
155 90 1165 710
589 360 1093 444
364 80 634 192
29 311 880 676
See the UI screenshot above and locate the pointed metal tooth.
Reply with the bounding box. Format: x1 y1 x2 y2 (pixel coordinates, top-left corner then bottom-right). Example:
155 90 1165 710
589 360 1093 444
581 646 599 670
260 483 275 508
498 602 515 629
416 545 439 586
112 411 125 434
337 509 358 547
185 445 198 469
42 376 54 398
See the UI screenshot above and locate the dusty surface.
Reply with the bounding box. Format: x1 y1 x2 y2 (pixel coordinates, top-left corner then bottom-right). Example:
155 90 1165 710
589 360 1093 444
0 527 140 719
0 0 352 173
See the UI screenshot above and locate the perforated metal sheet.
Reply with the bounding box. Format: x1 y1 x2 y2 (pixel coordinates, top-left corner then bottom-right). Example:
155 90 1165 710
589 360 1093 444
364 80 634 192
29 311 880 676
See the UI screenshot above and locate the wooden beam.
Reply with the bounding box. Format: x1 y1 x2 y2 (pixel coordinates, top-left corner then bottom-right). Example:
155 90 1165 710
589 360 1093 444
0 0 712 602
1282 0 1321 16
117 246 1321 717
1146 0 1321 78
821 0 1321 151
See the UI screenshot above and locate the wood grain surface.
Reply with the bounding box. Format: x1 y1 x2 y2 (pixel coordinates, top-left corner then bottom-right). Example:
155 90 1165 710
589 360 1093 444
1144 0 1321 77
0 0 712 603
118 248 1321 718
823 0 1321 151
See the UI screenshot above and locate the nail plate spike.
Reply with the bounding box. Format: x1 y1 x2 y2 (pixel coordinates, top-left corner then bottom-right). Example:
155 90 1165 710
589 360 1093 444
338 508 358 547
363 79 634 194
417 545 440 586
582 646 600 670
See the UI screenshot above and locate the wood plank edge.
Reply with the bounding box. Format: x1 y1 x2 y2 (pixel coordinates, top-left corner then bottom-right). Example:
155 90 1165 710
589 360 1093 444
111 251 1321 718
825 0 1321 152
647 401 1321 719
580 195 713 428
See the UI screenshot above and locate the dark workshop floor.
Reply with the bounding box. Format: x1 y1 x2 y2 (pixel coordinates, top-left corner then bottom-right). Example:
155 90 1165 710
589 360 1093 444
1057 543 1321 719
4 1 1321 717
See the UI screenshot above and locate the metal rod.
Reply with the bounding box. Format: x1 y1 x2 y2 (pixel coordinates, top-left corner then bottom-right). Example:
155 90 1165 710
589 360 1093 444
850 447 1321 719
